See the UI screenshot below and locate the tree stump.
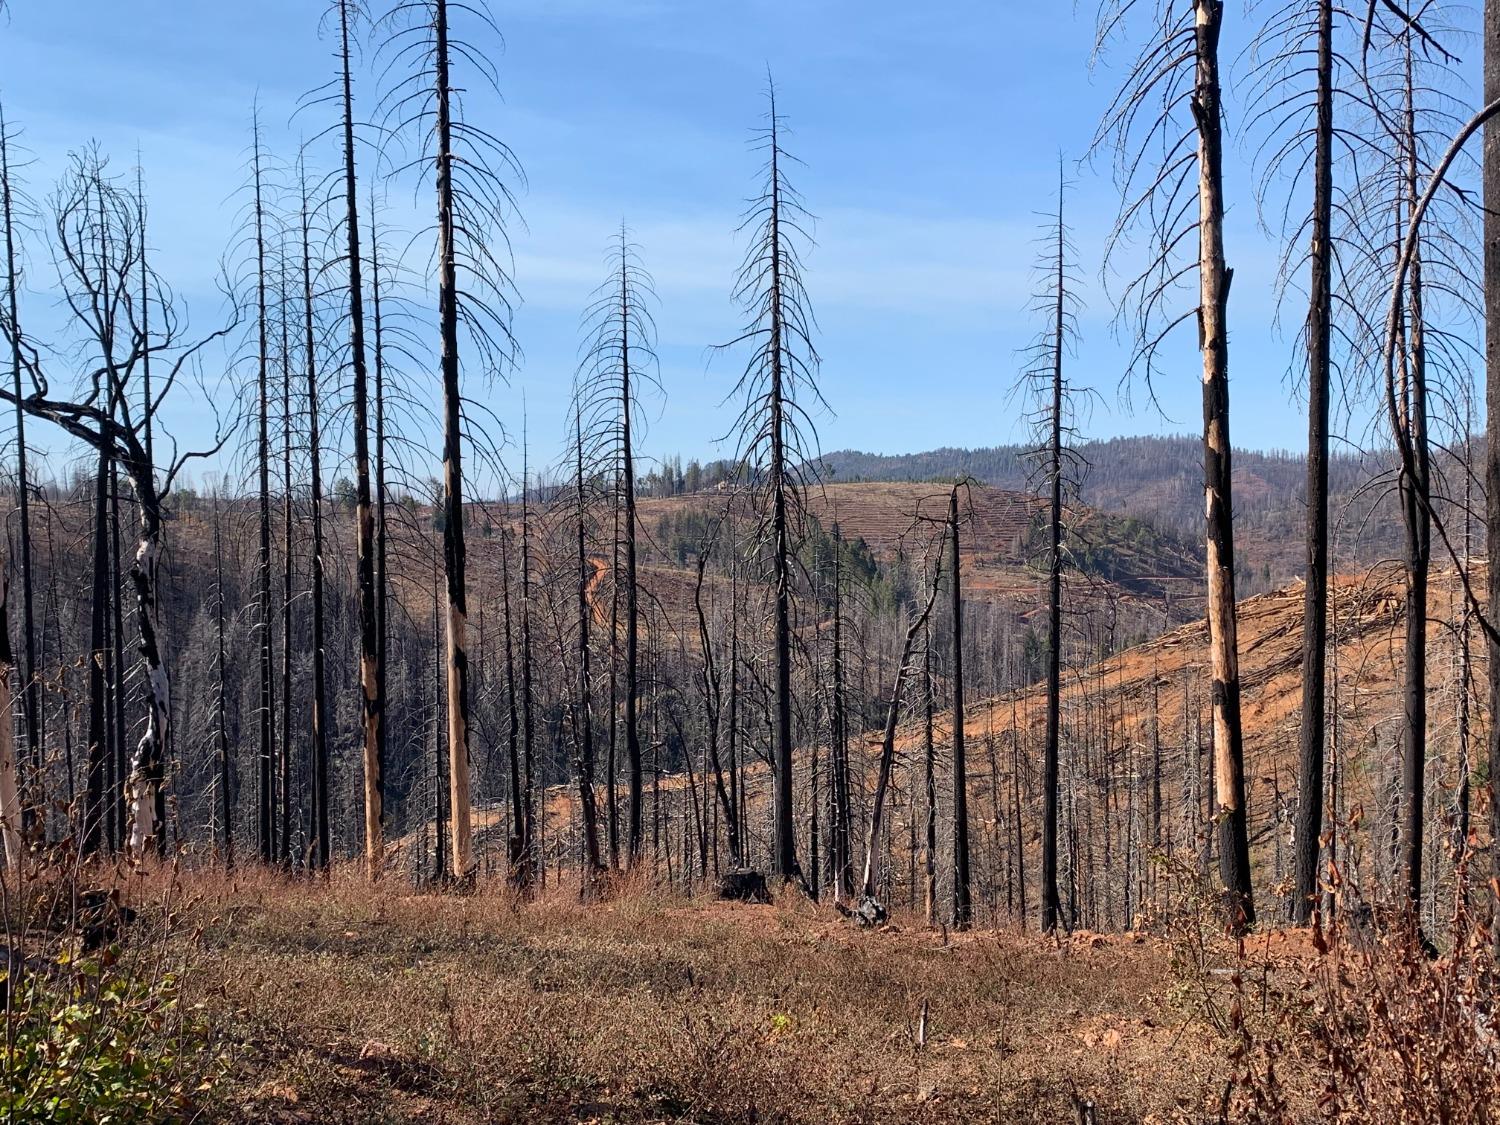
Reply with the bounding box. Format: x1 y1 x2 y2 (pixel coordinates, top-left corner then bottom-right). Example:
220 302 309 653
717 868 771 904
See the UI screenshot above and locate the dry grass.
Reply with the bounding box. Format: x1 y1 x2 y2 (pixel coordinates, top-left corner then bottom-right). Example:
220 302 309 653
130 865 1232 1124
14 861 1500 1122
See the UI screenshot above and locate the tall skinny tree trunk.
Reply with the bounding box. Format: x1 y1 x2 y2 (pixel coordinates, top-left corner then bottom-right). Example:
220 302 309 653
519 439 536 886
124 501 171 858
949 485 972 929
1041 185 1066 933
620 268 644 868
1195 0 1254 930
1 109 37 836
499 520 525 880
1293 0 1334 927
0 578 20 870
767 156 797 882
109 455 129 851
433 0 474 880
214 497 233 867
83 454 109 855
922 638 937 926
252 126 275 865
830 525 851 900
859 562 944 902
1397 77 1432 911
279 263 294 865
574 413 603 875
337 0 383 879
301 172 331 871
1484 0 1500 954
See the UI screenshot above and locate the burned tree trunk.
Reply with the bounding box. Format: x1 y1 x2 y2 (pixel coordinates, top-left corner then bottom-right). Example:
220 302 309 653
0 108 37 833
858 556 944 904
922 637 937 927
573 410 604 875
1096 0 1253 933
948 484 973 929
213 496 233 867
829 523 852 900
1194 0 1254 931
0 578 19 870
1486 0 1500 954
252 124 276 865
83 453 110 855
721 80 822 883
431 0 475 880
1292 0 1335 928
300 162 330 871
338 0 383 878
1395 64 1432 912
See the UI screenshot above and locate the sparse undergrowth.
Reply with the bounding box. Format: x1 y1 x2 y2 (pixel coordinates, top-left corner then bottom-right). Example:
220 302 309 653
9 865 1500 1123
173 867 1222 1124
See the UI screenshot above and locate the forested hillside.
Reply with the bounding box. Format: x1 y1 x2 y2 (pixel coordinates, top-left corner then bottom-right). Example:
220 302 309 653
820 438 1468 593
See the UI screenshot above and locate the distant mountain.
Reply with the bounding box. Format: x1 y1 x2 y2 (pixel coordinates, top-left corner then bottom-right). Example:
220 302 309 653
817 436 1427 593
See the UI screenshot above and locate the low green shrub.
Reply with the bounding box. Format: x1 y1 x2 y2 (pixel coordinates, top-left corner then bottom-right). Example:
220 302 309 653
2 950 212 1123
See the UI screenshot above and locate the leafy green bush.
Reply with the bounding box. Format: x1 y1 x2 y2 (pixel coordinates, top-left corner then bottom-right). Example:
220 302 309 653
2 953 210 1123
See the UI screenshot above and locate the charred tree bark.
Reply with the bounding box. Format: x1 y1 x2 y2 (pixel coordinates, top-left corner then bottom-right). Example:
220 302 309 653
1195 0 1254 931
1485 0 1500 954
1395 68 1432 911
859 557 944 903
0 109 38 835
922 637 937 927
301 166 330 871
213 496 233 867
948 485 972 929
573 411 604 875
432 0 474 880
0 579 20 870
108 443 129 851
621 301 643 870
694 519 739 865
829 524 852 900
1292 0 1335 928
83 454 110 855
519 440 537 887
252 126 276 865
278 257 294 865
337 0 383 879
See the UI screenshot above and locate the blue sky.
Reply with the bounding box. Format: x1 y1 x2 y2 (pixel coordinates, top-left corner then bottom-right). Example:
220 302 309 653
0 1 1485 488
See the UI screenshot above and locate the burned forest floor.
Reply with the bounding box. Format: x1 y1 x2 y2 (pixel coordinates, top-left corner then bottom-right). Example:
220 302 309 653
171 868 1224 1123
13 864 1493 1124
11 864 1500 1125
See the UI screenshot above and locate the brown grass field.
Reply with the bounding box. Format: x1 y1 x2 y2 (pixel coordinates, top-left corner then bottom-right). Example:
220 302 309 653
8 858 1489 1124
110 867 1225 1123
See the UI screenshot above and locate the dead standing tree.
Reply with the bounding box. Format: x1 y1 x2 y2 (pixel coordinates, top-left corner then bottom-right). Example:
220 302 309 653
380 0 521 880
0 106 40 832
295 152 332 870
1013 164 1088 933
1095 0 1254 929
1244 0 1388 924
317 0 386 878
574 224 661 866
947 484 973 929
243 114 279 864
1487 0 1500 956
717 76 825 883
857 546 945 913
1 148 234 857
563 406 604 876
1354 3 1478 913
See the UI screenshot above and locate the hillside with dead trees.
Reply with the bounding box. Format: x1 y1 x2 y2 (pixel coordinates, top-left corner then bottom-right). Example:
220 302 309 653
3 0 1500 1120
